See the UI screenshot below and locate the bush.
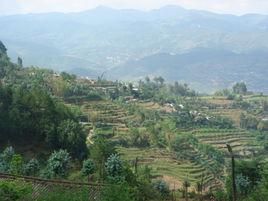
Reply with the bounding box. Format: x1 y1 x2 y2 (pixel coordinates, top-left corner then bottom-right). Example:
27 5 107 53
105 154 124 183
44 150 71 179
81 159 95 177
258 120 268 131
23 158 40 176
57 119 87 159
9 154 23 175
101 183 134 201
0 180 32 201
214 190 228 201
0 146 15 173
152 180 170 198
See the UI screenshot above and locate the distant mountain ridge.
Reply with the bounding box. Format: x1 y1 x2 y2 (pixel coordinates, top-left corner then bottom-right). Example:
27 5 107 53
110 48 268 93
0 6 268 92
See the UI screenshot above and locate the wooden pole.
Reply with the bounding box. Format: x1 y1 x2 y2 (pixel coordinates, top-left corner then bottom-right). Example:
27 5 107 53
226 144 237 201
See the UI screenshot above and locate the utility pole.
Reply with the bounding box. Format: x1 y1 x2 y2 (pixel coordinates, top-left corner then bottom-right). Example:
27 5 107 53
134 157 138 175
226 144 237 201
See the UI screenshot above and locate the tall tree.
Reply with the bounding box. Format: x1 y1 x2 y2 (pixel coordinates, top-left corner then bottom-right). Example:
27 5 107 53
233 82 247 95
0 41 7 55
17 57 23 68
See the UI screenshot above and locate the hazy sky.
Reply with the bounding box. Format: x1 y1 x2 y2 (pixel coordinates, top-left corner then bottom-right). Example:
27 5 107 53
1 0 268 15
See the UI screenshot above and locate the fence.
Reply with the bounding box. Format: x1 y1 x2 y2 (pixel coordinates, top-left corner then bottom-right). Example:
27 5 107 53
0 173 106 201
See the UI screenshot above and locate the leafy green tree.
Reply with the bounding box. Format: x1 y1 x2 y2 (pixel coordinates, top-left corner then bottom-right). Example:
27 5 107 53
23 158 40 176
81 159 95 177
45 150 71 179
225 159 263 200
60 72 76 81
1 147 15 162
0 146 15 173
105 154 124 183
153 180 170 199
240 113 259 129
233 82 247 95
236 173 251 196
57 119 87 159
258 120 268 131
17 57 23 68
235 160 262 188
262 100 268 111
153 76 165 86
129 127 150 148
128 83 133 93
183 179 191 201
90 136 115 180
10 154 23 175
242 165 268 201
0 41 7 54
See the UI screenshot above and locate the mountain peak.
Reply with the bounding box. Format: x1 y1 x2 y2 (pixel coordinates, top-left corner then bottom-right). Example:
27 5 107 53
159 5 185 11
94 5 114 11
152 5 187 17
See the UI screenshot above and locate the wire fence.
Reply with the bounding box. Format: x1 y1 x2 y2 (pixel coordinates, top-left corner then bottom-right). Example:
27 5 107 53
0 173 107 201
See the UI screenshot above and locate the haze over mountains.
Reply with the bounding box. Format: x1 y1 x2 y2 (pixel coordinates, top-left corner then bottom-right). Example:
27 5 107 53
1 5 268 92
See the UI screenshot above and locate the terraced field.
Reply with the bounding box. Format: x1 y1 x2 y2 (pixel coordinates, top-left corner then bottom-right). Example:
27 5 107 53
68 97 264 193
117 147 222 191
138 101 176 113
79 101 135 139
209 109 243 127
191 129 262 157
202 96 234 107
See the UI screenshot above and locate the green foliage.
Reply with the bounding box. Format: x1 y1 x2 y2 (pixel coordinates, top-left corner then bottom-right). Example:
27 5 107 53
170 82 195 96
173 108 234 129
105 154 124 183
172 134 197 153
233 82 247 95
81 159 95 176
0 84 87 158
0 180 32 201
101 183 135 201
23 158 40 176
243 164 268 200
152 180 170 198
60 72 76 81
214 190 228 201
0 41 7 54
129 127 150 148
0 147 15 173
242 173 268 201
209 116 234 129
90 136 115 179
197 144 224 164
225 159 263 200
9 154 23 175
236 173 251 196
175 110 195 128
17 57 23 68
258 120 268 131
44 150 71 179
235 160 262 188
240 113 259 130
57 119 87 159
36 186 89 201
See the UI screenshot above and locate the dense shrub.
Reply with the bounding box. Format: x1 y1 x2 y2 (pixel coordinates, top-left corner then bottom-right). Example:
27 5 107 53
43 150 71 179
0 180 32 201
